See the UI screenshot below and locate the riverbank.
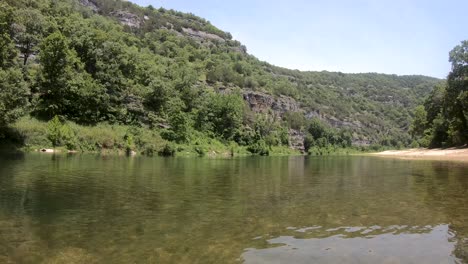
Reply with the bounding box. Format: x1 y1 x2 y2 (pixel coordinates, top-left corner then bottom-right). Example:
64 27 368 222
1 117 304 157
371 148 468 162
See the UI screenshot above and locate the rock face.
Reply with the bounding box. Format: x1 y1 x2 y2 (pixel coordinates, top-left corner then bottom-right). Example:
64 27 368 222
243 91 300 115
241 91 304 151
241 90 377 148
306 110 363 130
110 11 142 28
182 28 225 43
289 129 305 152
78 0 98 12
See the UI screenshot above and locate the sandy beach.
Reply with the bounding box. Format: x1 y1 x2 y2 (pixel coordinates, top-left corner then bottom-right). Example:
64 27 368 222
372 148 468 162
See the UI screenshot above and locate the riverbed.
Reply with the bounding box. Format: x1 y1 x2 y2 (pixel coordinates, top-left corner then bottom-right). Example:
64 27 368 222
0 153 467 263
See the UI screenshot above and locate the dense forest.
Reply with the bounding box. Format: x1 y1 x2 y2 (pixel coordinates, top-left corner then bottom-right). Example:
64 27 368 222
410 41 468 148
0 0 462 156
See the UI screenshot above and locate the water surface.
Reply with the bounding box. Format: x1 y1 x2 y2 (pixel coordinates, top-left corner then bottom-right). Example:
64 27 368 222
0 154 467 263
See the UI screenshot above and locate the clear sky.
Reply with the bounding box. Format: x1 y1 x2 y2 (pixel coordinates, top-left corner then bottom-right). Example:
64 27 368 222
129 0 467 78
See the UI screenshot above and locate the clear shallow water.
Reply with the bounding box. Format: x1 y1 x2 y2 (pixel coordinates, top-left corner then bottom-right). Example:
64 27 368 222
0 153 467 263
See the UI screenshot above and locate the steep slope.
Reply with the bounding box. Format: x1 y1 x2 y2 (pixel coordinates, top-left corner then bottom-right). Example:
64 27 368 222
83 0 441 145
0 0 441 153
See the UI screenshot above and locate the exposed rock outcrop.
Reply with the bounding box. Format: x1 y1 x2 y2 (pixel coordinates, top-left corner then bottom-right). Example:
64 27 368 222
306 110 363 130
78 0 98 12
182 28 225 43
289 129 305 152
110 10 142 28
243 91 300 115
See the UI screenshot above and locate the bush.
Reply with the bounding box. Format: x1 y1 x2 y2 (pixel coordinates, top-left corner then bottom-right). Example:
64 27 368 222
194 146 206 157
46 116 76 149
143 144 157 156
247 139 269 156
158 143 176 156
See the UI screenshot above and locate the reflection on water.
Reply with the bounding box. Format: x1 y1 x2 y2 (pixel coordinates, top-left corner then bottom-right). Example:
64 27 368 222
244 224 457 264
0 154 467 263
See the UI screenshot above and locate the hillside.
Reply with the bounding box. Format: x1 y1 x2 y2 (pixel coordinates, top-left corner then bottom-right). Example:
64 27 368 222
0 0 442 155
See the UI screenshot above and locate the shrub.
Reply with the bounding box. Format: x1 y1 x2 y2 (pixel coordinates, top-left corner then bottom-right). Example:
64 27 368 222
46 116 76 149
247 139 269 156
158 143 176 156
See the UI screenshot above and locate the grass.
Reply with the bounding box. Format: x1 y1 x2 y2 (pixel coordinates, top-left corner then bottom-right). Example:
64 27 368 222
5 117 382 158
4 117 303 157
10 117 167 154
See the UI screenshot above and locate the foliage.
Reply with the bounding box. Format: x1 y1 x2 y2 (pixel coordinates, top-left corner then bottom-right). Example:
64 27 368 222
46 116 75 148
0 0 447 155
411 40 468 147
409 105 427 138
158 143 176 156
246 139 269 156
35 32 107 123
303 118 353 153
12 117 167 153
0 69 29 128
195 91 245 140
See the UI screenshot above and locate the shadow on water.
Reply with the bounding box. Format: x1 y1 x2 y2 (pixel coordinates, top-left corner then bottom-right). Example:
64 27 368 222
0 154 467 263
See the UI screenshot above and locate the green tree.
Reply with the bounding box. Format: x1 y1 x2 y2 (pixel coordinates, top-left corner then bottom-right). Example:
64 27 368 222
409 105 427 138
0 6 29 129
445 41 468 144
37 32 71 117
307 118 328 139
145 79 172 113
196 92 245 140
0 4 16 68
428 113 448 148
0 69 29 127
37 32 107 122
424 83 446 125
12 8 47 65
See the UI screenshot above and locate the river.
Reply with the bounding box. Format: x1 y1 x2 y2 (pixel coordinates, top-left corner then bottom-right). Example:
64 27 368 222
0 153 467 263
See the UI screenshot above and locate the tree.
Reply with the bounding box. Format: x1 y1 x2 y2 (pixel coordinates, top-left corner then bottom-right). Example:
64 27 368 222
36 32 107 123
445 40 468 144
37 32 73 118
0 5 29 129
12 8 47 65
424 83 446 124
307 118 328 139
0 69 29 127
196 91 245 140
145 78 172 113
409 105 427 138
0 4 16 68
428 113 448 148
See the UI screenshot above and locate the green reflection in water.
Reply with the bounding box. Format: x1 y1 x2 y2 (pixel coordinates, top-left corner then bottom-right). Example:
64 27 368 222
0 154 467 263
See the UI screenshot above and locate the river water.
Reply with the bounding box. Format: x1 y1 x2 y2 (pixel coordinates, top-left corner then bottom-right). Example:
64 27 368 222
0 153 467 263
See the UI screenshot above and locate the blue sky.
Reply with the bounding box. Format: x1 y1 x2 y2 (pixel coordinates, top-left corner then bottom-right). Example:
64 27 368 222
129 0 467 78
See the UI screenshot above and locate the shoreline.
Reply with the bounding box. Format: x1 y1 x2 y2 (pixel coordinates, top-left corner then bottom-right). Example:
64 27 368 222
371 148 468 162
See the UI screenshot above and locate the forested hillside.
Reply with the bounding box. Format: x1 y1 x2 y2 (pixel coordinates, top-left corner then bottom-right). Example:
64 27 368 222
0 0 444 155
